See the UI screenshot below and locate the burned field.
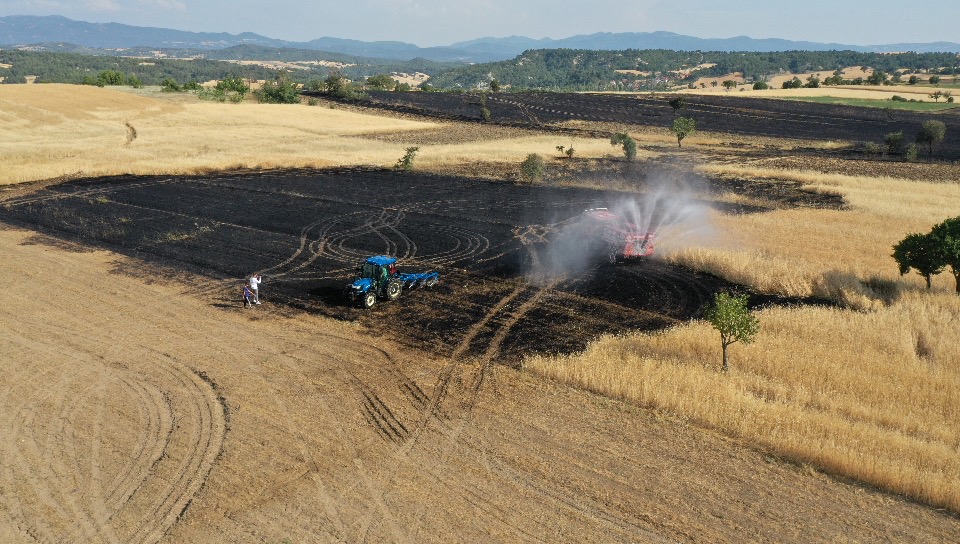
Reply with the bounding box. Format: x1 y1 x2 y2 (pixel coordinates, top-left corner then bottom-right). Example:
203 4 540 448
2 166 814 363
362 91 960 159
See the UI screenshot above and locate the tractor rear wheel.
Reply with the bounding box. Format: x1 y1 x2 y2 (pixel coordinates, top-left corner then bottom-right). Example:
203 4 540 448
362 291 377 309
386 280 402 301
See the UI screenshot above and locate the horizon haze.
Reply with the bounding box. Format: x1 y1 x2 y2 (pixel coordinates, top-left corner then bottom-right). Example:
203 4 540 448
0 0 957 48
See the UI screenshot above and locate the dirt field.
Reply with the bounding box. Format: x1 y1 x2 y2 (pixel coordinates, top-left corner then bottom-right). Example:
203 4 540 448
4 223 960 543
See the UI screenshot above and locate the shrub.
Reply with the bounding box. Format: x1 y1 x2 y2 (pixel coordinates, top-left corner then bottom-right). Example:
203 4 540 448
705 292 759 372
610 132 637 160
863 142 883 156
752 80 769 90
891 95 907 102
255 73 301 104
160 77 181 92
917 120 947 157
885 131 904 154
395 146 420 171
905 143 918 162
671 117 697 148
519 153 545 183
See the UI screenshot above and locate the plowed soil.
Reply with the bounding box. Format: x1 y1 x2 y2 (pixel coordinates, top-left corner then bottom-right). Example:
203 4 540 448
3 165 958 542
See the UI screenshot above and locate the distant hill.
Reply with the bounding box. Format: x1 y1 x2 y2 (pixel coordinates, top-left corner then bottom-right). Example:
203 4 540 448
2 15 959 63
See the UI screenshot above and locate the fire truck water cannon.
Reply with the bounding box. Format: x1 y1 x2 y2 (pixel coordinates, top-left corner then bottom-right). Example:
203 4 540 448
581 208 656 262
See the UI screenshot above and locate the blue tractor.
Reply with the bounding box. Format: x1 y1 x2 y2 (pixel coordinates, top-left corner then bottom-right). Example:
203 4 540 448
347 255 440 309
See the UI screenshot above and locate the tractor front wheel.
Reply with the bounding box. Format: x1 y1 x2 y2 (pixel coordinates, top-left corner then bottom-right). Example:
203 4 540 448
361 291 377 309
386 280 402 301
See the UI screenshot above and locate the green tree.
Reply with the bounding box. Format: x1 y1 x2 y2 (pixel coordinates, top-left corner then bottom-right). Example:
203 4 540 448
671 117 696 148
325 72 347 95
160 77 181 92
127 74 143 88
931 217 960 294
892 232 945 289
929 75 941 85
885 131 904 154
866 70 888 85
905 143 919 162
752 80 769 90
97 69 125 86
255 72 301 104
668 95 685 113
916 120 946 158
365 74 396 90
705 292 759 372
489 78 500 92
782 76 803 89
218 77 249 96
519 153 546 183
722 80 737 92
929 90 943 102
395 146 420 171
610 132 637 160
908 75 920 85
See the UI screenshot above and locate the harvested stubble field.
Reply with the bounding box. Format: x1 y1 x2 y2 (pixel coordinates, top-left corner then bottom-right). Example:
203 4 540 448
2 84 960 543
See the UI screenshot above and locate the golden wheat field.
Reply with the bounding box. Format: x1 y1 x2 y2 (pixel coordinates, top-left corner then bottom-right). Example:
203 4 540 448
528 160 960 511
0 84 616 185
3 83 960 525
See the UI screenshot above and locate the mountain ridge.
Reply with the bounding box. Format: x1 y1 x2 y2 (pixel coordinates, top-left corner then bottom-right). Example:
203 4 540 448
2 15 959 63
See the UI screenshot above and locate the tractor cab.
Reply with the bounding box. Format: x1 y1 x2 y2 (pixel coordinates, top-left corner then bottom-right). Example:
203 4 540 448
358 256 396 282
348 256 402 308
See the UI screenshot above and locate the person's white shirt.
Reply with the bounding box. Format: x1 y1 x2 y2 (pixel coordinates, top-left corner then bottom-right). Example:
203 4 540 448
249 275 260 291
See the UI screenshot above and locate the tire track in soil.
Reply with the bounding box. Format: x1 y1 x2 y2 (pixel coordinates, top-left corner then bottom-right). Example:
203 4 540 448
0 354 225 544
245 336 424 542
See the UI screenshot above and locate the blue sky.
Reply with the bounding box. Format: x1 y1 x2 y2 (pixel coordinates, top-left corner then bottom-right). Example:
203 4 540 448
0 0 956 46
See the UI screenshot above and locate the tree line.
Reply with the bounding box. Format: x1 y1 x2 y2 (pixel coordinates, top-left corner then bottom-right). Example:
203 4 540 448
426 48 960 91
0 48 452 87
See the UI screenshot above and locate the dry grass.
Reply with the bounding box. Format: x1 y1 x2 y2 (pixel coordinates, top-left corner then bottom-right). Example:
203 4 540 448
660 165 960 308
0 84 623 186
527 293 960 511
528 159 960 512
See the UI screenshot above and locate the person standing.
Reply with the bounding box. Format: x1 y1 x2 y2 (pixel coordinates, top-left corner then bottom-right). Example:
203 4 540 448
242 283 255 308
249 273 262 304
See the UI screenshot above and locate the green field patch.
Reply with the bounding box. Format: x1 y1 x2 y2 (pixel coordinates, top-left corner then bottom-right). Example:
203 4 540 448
781 95 959 111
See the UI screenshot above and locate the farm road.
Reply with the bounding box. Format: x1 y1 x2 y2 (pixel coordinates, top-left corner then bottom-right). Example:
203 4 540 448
2 226 959 543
